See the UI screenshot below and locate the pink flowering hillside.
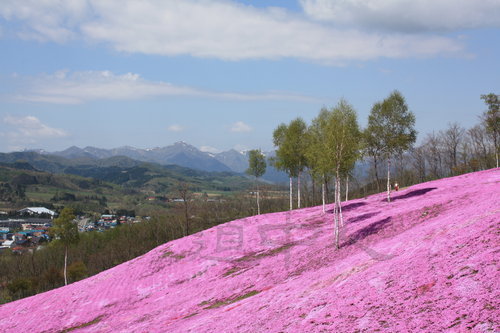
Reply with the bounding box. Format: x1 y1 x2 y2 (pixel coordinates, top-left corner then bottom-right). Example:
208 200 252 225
1 169 499 332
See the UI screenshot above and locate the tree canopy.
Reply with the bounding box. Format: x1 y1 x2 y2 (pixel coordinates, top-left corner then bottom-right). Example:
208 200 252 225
50 207 79 285
367 90 416 202
272 118 307 178
272 117 308 210
246 149 267 215
306 108 335 183
327 100 361 177
246 149 266 179
368 90 417 158
50 207 79 246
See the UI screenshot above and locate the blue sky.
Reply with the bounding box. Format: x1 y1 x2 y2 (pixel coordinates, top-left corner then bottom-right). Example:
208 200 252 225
0 0 499 153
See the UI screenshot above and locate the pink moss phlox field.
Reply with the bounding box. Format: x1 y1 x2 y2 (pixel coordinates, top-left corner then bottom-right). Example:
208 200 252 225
1 169 499 332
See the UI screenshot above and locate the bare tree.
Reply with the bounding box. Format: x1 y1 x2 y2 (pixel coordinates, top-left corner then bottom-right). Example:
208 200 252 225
440 123 465 175
410 146 427 182
468 124 493 170
423 132 444 179
458 136 472 172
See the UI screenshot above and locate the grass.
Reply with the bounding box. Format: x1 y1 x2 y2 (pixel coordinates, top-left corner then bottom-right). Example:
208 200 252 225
60 315 104 332
25 192 53 201
162 250 185 260
183 312 198 319
419 204 443 219
222 267 242 277
236 243 295 262
202 290 260 309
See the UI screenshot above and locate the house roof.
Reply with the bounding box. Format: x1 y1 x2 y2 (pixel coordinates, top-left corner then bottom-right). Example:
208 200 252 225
18 207 56 216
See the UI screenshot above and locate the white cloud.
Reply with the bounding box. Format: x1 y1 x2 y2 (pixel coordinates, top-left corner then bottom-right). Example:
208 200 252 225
0 0 466 63
12 70 313 104
2 115 68 149
199 145 221 154
167 124 184 132
0 0 90 42
231 121 252 133
300 0 500 32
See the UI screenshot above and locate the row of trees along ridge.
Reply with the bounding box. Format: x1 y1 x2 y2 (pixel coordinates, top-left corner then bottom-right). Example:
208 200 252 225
270 91 498 249
272 91 417 249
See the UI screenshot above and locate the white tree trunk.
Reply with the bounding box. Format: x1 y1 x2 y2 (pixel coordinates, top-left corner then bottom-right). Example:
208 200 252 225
337 175 344 227
64 245 68 286
322 182 326 213
333 179 339 249
256 180 260 215
345 175 349 202
289 177 293 211
297 170 301 209
387 158 391 202
334 173 343 249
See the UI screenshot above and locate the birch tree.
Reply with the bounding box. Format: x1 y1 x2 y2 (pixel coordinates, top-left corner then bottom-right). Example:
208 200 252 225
246 149 266 215
305 108 334 213
325 100 361 249
50 207 79 286
272 118 307 210
367 91 416 202
362 125 384 191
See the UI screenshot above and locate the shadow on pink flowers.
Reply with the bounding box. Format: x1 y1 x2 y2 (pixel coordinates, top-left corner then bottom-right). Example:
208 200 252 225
347 211 380 224
342 217 392 247
327 202 367 214
386 187 437 202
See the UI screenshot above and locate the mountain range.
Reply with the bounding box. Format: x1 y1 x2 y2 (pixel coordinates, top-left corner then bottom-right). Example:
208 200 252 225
0 151 258 195
46 142 288 183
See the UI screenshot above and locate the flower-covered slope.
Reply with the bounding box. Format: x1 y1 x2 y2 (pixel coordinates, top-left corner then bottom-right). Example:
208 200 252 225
1 169 499 332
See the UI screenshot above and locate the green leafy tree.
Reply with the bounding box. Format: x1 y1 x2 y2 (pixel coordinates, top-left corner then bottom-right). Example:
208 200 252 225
246 149 267 215
325 100 361 248
50 207 79 286
306 108 335 213
481 93 499 168
363 125 384 191
367 91 417 202
272 118 308 210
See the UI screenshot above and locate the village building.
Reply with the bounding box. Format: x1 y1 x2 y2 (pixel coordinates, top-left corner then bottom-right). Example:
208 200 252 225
17 207 57 217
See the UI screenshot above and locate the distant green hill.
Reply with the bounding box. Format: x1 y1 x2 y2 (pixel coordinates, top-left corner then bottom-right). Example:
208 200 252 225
0 152 256 214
